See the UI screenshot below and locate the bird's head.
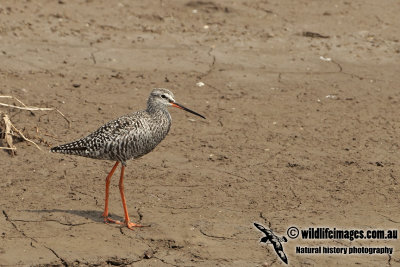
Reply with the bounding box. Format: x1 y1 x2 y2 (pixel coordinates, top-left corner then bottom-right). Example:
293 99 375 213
150 88 176 106
149 88 205 119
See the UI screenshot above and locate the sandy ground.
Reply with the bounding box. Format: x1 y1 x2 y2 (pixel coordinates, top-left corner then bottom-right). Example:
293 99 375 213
1 0 400 266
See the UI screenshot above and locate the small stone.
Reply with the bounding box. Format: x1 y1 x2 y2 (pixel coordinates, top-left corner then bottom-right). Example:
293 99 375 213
144 249 154 259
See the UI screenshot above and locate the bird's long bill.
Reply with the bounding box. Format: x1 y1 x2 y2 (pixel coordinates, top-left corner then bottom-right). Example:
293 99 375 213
171 102 206 119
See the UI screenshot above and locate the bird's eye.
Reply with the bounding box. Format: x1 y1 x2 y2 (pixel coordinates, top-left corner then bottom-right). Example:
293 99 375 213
161 94 167 99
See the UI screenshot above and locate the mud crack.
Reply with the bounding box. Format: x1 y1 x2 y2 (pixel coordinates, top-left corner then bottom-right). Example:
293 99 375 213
289 187 302 209
277 59 382 83
3 210 67 265
210 168 249 182
44 246 68 266
2 210 35 241
105 257 143 266
197 46 216 80
327 59 383 81
153 256 180 267
11 218 92 227
378 213 400 224
199 228 233 240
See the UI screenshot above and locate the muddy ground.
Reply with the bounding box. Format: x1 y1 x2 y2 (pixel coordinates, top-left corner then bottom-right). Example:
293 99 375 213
1 0 399 266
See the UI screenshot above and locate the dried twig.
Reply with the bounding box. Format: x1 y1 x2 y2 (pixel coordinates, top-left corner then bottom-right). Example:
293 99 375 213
0 95 28 107
0 147 16 150
1 114 16 155
1 113 42 153
10 121 42 151
0 96 70 128
0 95 69 154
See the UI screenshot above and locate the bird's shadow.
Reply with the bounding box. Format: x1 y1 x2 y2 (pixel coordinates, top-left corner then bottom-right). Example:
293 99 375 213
23 209 124 223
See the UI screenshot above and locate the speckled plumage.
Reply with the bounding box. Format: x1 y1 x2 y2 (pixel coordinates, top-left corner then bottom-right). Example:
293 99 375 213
51 88 177 165
51 88 205 229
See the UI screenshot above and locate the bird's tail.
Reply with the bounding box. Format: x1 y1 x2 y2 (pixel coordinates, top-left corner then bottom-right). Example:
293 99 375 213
51 139 88 156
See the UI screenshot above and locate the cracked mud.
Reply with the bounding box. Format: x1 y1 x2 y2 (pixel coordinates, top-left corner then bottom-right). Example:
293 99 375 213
1 0 400 266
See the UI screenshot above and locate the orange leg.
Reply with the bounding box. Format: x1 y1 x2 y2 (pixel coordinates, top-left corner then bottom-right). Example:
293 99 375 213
102 161 121 224
119 165 142 229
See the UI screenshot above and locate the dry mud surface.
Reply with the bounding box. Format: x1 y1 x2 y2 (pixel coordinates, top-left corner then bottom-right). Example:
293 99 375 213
1 1 400 266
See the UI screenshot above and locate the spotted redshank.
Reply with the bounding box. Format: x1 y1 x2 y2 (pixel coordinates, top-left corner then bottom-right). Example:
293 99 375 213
51 88 205 229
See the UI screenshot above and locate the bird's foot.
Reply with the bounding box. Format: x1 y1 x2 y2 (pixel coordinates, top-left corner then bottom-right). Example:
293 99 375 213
125 220 143 230
103 214 144 229
103 216 124 225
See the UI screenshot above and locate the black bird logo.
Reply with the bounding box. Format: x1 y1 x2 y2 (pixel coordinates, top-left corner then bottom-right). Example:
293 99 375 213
254 222 288 264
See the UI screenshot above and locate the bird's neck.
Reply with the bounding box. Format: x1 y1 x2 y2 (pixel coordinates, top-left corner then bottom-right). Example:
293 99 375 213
147 99 163 112
147 101 171 120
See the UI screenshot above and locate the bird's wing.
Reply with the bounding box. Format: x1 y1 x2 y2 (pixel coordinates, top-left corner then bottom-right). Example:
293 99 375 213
51 110 156 159
254 222 268 233
273 241 288 264
83 111 150 149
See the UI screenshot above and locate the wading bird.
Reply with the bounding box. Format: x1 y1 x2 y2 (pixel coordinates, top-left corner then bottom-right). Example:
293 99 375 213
51 88 205 229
